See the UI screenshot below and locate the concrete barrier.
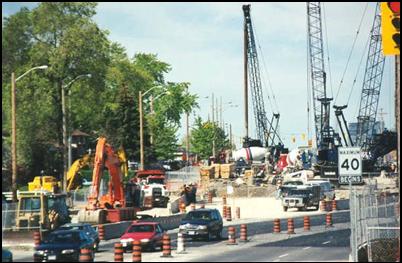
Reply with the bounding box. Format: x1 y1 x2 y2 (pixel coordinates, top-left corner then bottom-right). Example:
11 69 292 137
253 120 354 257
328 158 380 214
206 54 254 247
101 213 186 240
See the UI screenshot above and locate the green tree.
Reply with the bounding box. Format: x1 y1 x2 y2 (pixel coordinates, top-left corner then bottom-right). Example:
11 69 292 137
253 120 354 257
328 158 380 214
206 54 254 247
190 117 229 160
2 2 110 183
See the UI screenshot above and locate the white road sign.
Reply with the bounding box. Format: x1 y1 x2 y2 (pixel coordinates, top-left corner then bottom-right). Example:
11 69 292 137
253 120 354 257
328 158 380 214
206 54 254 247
338 147 362 184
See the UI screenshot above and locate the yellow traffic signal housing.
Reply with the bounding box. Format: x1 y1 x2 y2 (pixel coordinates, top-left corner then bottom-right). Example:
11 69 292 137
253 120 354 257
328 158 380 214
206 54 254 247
381 2 400 55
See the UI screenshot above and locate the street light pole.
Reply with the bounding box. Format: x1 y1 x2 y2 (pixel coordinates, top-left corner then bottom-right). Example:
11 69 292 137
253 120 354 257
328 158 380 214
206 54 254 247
150 95 154 145
139 91 144 170
62 74 91 192
11 65 48 202
62 82 68 192
11 73 17 202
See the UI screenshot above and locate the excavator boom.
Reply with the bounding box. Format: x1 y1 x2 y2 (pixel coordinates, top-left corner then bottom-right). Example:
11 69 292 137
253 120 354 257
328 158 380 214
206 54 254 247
87 137 125 210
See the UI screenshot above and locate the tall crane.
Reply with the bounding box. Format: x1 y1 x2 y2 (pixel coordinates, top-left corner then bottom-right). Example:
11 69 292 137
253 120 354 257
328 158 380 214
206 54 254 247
242 4 282 148
307 2 340 164
355 3 386 151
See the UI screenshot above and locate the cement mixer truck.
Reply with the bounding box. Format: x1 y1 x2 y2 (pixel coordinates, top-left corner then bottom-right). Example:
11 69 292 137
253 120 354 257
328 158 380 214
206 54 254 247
233 147 268 163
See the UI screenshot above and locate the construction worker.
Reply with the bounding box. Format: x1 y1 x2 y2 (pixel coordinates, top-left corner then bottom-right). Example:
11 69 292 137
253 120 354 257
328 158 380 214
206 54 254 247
275 179 283 200
189 183 197 204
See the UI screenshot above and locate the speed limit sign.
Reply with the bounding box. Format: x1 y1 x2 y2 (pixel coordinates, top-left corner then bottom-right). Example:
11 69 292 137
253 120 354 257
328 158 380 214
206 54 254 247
338 147 362 184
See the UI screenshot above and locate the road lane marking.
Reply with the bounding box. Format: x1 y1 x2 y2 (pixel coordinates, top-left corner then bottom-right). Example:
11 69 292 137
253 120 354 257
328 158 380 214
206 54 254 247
322 241 331 244
278 254 289 258
303 246 311 250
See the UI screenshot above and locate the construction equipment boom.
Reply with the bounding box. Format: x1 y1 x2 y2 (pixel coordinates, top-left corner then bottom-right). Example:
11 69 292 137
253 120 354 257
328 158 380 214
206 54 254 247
78 137 135 224
242 4 282 148
355 3 386 151
307 2 340 164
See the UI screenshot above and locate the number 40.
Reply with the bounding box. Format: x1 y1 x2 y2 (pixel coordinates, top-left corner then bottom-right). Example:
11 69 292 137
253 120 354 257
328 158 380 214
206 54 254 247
341 158 360 170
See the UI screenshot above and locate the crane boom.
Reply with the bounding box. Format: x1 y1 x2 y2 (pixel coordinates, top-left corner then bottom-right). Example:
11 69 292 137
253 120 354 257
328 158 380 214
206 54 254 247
307 2 340 163
355 3 386 151
243 4 282 147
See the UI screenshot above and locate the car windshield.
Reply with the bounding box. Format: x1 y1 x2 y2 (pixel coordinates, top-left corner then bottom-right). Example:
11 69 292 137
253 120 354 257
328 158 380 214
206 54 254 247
128 225 154 233
185 211 212 220
284 181 303 185
60 225 85 231
148 178 164 184
43 232 80 243
289 190 311 196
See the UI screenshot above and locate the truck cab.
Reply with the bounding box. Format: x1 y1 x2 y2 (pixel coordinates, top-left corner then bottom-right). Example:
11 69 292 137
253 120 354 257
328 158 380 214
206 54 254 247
282 185 320 212
135 170 169 208
16 191 70 231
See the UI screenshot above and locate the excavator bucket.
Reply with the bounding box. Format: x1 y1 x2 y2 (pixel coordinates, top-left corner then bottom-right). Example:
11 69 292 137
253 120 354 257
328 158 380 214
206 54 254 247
77 209 107 224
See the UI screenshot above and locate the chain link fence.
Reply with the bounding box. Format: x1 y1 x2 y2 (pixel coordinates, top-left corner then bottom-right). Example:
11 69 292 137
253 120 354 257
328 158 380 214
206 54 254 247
350 178 400 262
165 166 200 193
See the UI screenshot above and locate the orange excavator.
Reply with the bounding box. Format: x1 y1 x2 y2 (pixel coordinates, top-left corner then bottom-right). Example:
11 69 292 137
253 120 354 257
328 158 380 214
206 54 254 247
77 137 136 224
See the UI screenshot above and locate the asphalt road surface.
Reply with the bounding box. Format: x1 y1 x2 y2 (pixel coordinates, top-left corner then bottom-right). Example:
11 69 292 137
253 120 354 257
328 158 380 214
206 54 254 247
12 211 351 262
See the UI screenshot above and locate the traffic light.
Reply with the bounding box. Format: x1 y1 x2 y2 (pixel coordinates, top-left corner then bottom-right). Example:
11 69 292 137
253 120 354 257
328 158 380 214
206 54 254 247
381 2 400 55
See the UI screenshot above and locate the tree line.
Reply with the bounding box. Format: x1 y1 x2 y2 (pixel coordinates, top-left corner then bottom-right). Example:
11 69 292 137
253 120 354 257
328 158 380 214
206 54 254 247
2 2 231 189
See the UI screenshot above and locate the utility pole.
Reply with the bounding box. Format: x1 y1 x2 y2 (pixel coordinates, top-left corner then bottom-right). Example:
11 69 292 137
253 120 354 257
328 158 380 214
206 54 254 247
186 87 190 166
62 83 68 192
11 73 17 202
230 123 233 149
216 97 219 127
139 91 144 170
220 96 223 129
211 93 215 158
150 95 154 145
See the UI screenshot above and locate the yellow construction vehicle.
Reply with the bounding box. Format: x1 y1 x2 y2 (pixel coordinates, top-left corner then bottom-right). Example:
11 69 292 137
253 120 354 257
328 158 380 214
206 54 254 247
66 154 93 191
28 176 61 193
15 191 70 231
117 147 129 177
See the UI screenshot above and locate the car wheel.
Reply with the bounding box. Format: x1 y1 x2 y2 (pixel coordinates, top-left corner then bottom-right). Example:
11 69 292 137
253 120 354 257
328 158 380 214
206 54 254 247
283 206 288 212
216 230 222 240
207 232 213 241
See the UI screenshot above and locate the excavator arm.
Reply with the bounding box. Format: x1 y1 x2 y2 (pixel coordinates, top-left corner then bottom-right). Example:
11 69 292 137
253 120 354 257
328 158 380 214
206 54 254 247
117 147 128 177
87 137 125 210
66 154 92 191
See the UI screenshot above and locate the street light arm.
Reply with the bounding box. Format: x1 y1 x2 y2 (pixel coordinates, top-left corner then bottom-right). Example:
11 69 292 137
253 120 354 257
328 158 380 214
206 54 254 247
142 85 167 97
63 74 92 90
153 90 171 101
15 65 48 82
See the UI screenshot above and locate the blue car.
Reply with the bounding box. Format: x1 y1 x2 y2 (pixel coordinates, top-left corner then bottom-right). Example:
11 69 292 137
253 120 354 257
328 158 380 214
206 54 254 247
33 229 95 262
58 223 100 251
2 248 13 262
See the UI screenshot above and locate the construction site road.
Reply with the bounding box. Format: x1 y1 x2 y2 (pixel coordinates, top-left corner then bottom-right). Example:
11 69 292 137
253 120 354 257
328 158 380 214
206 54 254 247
12 210 351 262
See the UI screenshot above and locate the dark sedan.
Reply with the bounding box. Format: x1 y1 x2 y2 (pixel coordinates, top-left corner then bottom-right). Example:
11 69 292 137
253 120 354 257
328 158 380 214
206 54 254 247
58 223 100 251
33 229 95 262
179 208 223 241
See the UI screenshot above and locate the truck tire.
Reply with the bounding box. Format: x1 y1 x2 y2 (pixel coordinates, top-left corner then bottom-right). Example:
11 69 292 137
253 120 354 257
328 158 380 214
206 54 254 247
283 206 288 212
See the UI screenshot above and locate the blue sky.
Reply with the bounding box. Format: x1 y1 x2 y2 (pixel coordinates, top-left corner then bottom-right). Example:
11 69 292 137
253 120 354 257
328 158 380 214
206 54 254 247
3 2 396 150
